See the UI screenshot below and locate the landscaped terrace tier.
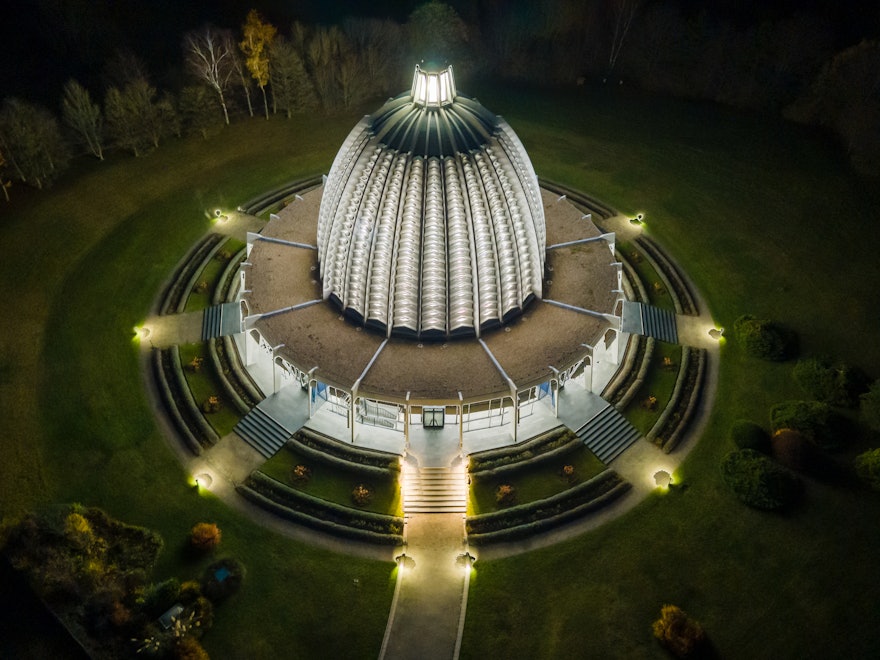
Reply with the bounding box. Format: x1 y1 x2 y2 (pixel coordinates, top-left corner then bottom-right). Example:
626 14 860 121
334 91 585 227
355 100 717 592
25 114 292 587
243 184 620 403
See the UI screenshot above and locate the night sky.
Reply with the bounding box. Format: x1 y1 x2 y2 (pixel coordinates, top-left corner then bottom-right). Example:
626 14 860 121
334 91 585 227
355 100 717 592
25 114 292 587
3 0 878 106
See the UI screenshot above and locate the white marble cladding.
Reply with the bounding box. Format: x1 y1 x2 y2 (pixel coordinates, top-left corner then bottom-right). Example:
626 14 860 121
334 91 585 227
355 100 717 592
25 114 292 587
317 119 546 338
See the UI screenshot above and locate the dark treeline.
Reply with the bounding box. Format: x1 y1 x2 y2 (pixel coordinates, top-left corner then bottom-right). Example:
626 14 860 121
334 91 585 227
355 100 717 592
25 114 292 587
1 0 878 200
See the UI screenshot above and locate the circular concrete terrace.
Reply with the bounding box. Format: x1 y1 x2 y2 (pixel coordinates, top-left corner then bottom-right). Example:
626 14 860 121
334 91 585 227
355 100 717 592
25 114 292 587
241 185 623 408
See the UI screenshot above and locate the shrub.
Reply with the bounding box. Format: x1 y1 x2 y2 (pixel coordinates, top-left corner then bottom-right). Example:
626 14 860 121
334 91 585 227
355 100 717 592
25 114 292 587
174 636 209 660
861 381 880 432
495 484 517 507
733 314 796 361
561 464 576 484
201 557 245 601
201 395 220 414
770 400 842 451
351 484 373 507
854 448 880 491
652 604 707 658
189 523 221 553
730 419 770 452
289 464 312 486
720 449 802 510
771 428 814 472
793 357 867 407
143 577 181 618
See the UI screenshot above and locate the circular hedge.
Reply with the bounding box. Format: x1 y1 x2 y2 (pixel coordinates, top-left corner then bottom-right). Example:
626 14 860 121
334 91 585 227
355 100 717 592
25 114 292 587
720 448 802 510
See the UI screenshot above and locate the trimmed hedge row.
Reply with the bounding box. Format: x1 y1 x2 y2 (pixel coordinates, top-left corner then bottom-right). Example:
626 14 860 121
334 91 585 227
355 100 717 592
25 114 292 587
213 246 246 305
206 337 250 416
468 426 576 473
634 235 699 316
151 349 203 456
649 347 707 453
538 179 616 220
217 334 262 406
169 345 219 447
608 335 654 411
158 233 224 315
469 438 583 481
241 472 404 544
286 435 399 480
237 176 324 215
293 428 401 472
466 470 630 543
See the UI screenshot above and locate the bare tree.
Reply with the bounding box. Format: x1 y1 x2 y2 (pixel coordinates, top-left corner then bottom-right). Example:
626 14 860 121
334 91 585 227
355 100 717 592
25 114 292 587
230 44 255 118
240 9 277 119
0 98 70 189
0 148 11 201
61 79 104 160
607 0 640 74
183 25 236 125
343 18 405 96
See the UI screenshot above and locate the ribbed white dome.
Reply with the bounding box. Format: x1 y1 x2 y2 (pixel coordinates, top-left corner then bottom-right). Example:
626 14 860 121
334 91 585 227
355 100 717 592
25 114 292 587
317 65 546 339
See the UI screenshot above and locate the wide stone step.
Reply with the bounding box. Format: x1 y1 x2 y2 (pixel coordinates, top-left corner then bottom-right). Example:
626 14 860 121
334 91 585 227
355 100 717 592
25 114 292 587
234 408 291 458
402 465 468 514
577 405 642 464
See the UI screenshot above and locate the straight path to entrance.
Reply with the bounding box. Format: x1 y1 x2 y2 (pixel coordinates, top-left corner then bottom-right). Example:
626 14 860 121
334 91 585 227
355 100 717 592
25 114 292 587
379 514 470 660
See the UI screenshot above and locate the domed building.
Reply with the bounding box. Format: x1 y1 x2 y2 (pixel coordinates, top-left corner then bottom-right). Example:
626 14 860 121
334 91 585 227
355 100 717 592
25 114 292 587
236 64 630 454
318 65 545 340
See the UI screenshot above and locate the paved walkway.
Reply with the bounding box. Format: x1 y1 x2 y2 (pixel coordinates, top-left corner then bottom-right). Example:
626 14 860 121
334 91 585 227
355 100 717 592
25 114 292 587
140 208 722 656
379 514 470 660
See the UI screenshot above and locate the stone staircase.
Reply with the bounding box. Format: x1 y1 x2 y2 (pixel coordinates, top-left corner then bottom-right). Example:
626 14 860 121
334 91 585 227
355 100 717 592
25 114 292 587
202 303 223 340
233 407 292 458
202 302 242 340
576 404 642 464
402 463 468 514
622 301 678 344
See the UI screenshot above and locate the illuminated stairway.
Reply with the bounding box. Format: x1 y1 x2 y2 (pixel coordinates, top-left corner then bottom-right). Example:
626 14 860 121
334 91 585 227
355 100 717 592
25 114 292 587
402 464 468 514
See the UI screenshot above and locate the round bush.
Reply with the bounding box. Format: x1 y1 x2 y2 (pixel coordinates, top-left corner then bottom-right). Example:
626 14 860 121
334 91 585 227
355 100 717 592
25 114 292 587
201 557 245 601
730 419 770 452
862 381 880 432
733 314 796 361
771 428 814 472
770 400 842 451
793 357 867 407
720 449 802 510
653 604 707 659
854 448 880 491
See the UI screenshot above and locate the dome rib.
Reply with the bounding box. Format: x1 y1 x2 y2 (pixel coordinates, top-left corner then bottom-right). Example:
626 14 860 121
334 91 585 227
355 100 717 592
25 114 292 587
318 64 545 340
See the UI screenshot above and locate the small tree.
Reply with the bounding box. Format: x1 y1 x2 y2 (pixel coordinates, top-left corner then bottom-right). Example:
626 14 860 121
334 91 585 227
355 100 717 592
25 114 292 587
240 9 277 119
652 604 707 658
771 428 813 472
720 448 802 510
495 483 517 507
770 400 842 451
854 448 880 491
793 357 867 407
61 79 104 159
730 419 770 452
861 381 880 432
734 314 796 361
190 523 221 553
0 98 70 189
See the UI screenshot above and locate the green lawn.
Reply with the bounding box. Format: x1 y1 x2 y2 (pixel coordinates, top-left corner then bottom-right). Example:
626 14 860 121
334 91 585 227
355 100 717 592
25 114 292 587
623 341 683 435
178 342 242 437
1 82 879 659
469 445 607 515
260 445 403 517
0 112 394 659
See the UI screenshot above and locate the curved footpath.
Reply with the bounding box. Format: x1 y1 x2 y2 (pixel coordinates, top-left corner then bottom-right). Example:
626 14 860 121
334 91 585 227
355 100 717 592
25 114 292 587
139 209 720 657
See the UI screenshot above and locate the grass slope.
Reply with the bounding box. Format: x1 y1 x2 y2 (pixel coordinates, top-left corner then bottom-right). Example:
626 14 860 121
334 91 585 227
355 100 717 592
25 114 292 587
459 84 880 658
0 113 394 659
1 82 879 659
